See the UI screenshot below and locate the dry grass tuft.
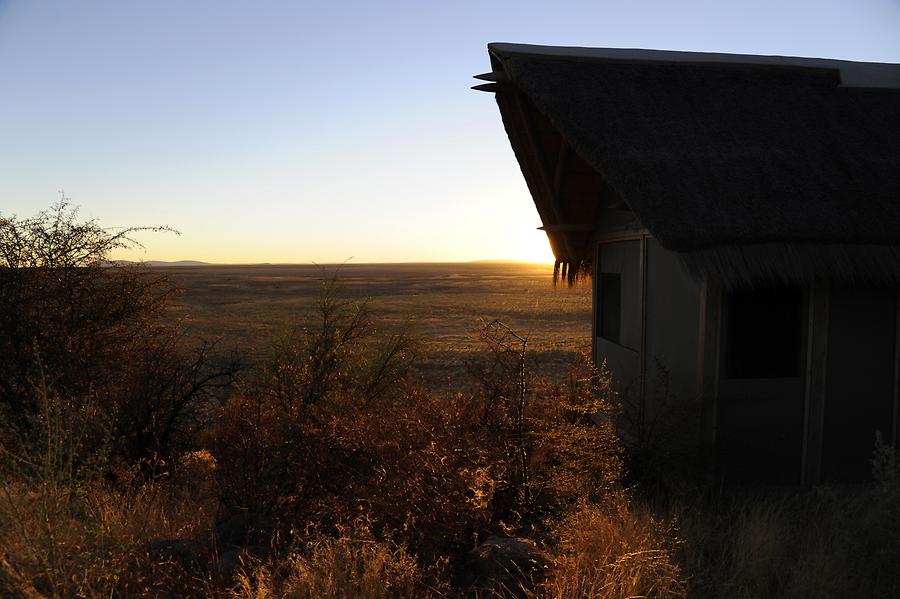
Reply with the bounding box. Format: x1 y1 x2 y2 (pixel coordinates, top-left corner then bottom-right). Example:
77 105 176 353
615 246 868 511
538 499 685 599
232 527 431 599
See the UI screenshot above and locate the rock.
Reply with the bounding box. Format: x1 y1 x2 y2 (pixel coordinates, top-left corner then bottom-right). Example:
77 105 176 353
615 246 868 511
466 536 551 597
214 512 275 548
147 539 206 570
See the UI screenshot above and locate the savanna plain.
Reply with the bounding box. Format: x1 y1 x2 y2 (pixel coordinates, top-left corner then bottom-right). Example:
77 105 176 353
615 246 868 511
3 223 900 598
162 262 593 385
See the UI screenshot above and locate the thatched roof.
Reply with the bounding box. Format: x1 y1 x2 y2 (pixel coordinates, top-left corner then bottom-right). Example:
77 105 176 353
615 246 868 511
478 43 900 286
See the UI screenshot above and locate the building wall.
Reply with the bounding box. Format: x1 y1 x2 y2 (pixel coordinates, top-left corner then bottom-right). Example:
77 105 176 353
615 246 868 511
821 287 897 481
643 239 703 452
591 235 900 484
703 283 899 484
593 236 703 454
595 239 642 403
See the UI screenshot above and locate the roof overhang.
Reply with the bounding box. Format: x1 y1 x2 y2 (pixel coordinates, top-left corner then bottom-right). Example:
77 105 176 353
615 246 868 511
475 43 900 287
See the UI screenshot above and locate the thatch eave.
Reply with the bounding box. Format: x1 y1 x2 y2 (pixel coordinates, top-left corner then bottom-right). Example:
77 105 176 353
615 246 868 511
678 242 900 289
488 43 900 89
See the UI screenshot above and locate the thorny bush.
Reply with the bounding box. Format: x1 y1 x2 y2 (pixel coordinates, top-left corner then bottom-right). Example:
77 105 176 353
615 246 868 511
210 275 502 565
212 281 628 590
0 201 237 470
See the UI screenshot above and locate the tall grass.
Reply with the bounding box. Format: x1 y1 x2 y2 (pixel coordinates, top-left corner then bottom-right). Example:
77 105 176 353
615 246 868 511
232 523 431 599
6 367 899 598
537 498 685 599
674 485 900 599
0 374 217 597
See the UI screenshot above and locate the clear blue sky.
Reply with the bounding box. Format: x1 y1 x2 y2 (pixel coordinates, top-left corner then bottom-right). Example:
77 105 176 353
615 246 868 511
2 0 899 263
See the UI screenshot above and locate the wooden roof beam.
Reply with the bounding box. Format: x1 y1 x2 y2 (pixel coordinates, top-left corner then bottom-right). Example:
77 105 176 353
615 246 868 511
474 71 510 83
510 91 579 262
538 224 595 232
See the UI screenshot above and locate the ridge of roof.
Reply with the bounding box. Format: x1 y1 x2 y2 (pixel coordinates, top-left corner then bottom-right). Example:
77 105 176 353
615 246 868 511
488 42 900 89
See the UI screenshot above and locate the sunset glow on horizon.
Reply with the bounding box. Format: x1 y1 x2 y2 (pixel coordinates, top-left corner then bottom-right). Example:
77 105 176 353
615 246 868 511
2 1 898 264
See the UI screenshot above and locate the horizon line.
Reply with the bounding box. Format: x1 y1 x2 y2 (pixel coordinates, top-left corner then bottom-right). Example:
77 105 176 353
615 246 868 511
110 258 559 267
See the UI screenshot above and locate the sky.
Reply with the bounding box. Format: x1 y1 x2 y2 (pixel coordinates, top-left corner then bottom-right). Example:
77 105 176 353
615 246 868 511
1 1 899 264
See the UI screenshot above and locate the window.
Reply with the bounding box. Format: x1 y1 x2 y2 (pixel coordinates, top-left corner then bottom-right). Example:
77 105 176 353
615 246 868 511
598 273 621 343
724 287 804 379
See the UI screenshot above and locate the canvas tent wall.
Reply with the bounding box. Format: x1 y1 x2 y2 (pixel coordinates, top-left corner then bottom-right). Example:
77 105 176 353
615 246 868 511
476 43 900 484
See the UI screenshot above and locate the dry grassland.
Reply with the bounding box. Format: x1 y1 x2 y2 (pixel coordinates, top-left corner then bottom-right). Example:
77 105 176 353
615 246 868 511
161 262 592 384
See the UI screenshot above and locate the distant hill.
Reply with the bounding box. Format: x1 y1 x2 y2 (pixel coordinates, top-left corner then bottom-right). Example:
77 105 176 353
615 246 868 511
146 260 210 267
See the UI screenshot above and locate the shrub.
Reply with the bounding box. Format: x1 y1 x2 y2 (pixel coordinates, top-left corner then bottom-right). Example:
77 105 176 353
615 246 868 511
0 201 172 413
0 231 690 597
333 386 500 561
529 354 623 507
466 326 623 524
208 274 415 515
0 201 237 470
0 375 218 597
210 277 498 566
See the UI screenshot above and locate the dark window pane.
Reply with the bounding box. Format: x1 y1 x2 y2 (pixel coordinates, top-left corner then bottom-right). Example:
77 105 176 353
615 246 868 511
599 273 621 343
725 287 804 379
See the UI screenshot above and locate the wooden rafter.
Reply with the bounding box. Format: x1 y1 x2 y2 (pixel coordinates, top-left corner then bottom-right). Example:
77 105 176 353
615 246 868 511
510 91 579 262
538 224 595 232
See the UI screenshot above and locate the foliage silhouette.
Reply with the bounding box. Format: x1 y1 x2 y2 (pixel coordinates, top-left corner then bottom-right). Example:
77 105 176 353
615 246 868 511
0 200 237 469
